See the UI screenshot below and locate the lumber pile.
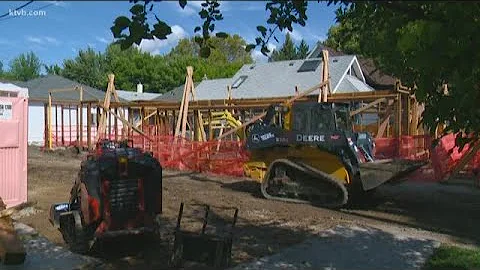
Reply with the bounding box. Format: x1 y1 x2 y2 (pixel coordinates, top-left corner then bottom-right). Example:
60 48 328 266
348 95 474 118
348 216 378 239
0 197 26 265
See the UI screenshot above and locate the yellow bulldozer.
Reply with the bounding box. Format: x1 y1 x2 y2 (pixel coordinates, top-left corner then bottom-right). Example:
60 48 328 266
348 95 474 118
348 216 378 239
243 101 425 208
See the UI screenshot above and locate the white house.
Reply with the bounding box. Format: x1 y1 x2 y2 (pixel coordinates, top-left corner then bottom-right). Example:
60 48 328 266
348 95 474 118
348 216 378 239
3 75 129 146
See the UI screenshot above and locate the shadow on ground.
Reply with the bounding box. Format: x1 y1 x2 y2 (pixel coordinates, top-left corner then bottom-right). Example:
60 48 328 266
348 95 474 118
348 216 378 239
188 171 480 247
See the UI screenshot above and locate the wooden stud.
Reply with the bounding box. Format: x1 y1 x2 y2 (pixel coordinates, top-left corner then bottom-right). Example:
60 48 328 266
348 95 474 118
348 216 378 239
79 87 83 148
114 108 118 141
87 103 92 150
44 103 49 149
69 106 72 143
54 105 58 146
61 105 65 146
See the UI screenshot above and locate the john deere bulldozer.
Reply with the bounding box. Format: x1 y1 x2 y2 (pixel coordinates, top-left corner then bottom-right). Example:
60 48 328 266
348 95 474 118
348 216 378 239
243 101 425 208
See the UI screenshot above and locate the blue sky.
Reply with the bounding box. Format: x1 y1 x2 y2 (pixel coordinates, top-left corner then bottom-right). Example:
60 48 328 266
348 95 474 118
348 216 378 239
0 1 340 70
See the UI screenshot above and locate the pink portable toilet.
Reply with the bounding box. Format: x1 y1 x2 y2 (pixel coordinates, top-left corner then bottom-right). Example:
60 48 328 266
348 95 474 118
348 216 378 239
0 82 28 208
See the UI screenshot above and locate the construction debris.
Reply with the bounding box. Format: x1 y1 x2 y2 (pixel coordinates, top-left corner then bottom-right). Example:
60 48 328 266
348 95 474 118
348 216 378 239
0 197 26 265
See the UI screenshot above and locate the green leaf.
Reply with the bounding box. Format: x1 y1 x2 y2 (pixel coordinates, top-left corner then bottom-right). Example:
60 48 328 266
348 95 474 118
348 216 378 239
257 26 267 36
130 4 144 15
199 9 208 19
194 26 201 33
245 44 256 52
215 32 228 38
112 16 131 35
152 21 172 39
179 0 187 9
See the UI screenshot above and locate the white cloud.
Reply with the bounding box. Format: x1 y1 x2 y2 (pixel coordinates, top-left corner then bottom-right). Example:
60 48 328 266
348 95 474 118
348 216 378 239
26 36 43 44
168 1 230 16
26 36 60 45
138 25 188 55
251 43 277 63
304 28 326 42
44 37 60 45
284 29 303 42
47 1 68 7
96 37 110 44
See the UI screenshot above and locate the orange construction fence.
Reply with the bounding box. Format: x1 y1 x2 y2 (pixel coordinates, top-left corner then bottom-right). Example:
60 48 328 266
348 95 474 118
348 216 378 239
44 123 480 183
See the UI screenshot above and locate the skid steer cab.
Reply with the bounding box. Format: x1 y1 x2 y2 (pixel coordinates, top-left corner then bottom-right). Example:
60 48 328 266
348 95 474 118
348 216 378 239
48 139 163 254
243 102 425 208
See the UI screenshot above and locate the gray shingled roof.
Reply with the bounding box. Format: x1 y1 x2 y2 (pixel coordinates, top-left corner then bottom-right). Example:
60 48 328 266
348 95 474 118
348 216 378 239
190 55 370 101
335 75 374 93
154 82 200 101
307 42 396 90
116 90 162 101
8 75 114 102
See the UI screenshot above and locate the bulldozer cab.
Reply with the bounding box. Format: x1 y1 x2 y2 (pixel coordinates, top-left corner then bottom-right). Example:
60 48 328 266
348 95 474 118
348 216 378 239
267 102 353 134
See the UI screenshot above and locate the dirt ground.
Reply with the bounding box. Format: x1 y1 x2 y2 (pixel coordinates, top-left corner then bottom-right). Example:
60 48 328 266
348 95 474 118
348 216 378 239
18 146 480 269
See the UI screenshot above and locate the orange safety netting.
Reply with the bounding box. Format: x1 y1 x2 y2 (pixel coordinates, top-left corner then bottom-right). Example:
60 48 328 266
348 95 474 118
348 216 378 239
430 133 480 181
128 125 249 177
43 122 479 182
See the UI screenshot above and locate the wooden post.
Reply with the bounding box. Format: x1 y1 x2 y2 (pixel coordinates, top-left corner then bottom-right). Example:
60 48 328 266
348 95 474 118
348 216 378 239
48 93 53 149
69 106 72 144
396 94 402 138
108 107 112 140
175 70 190 137
61 105 65 146
79 87 83 149
319 50 330 103
208 109 213 141
44 103 49 149
406 94 411 135
87 103 92 149
128 107 133 138
55 105 58 146
114 108 118 141
181 67 194 139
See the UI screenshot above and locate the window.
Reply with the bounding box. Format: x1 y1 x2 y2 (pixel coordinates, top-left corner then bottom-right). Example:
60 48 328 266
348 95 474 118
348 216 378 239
297 60 321 73
232 75 247 89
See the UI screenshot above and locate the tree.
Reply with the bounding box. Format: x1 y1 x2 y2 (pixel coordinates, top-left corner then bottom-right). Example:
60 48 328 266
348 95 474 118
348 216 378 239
334 2 480 147
296 39 310 59
323 21 360 55
111 1 325 58
9 52 41 81
0 61 3 75
169 35 253 64
269 33 298 62
62 48 108 89
44 64 62 75
269 34 311 61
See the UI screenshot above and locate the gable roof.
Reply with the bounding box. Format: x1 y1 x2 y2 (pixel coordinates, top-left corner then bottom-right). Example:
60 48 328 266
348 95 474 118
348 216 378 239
190 55 373 101
307 42 396 90
7 75 115 103
153 82 201 101
116 90 162 101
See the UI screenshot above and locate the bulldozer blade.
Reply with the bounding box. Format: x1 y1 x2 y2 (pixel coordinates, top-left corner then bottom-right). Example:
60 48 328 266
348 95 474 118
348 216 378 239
359 159 428 191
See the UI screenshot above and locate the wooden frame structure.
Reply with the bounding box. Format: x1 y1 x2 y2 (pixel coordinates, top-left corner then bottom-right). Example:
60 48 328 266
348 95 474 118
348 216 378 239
44 62 425 151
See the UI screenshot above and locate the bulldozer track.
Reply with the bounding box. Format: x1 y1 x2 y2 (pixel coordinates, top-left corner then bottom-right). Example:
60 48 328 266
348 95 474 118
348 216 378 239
261 159 349 209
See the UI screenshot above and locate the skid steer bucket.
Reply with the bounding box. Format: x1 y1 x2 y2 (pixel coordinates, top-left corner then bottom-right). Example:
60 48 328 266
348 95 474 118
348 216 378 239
359 159 428 191
170 202 239 269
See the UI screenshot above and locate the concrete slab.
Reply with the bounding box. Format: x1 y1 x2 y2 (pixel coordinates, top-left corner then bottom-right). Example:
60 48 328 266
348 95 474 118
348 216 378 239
230 225 440 270
2 223 102 270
